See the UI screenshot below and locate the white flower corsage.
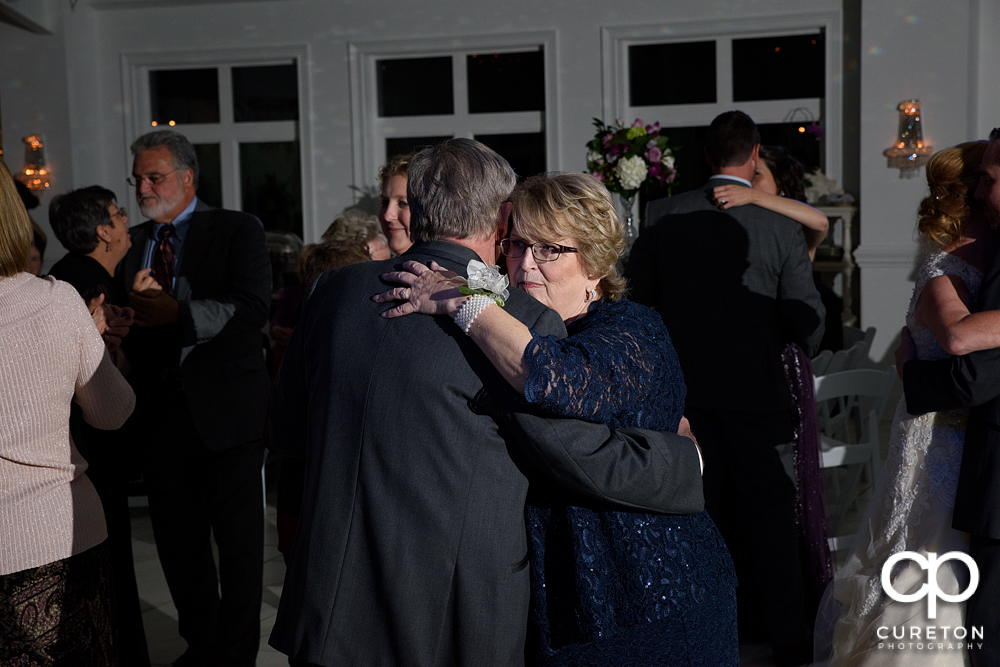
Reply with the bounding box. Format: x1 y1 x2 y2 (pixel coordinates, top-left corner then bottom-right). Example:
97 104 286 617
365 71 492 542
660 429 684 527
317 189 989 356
461 259 509 307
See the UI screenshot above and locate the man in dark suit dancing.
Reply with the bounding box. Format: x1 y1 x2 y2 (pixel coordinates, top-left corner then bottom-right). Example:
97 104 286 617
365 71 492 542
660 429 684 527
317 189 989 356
900 127 1000 666
626 111 825 666
266 138 705 667
121 130 271 667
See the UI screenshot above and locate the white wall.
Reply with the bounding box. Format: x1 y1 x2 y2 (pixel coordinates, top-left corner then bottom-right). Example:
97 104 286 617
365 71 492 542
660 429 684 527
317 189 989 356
0 7 74 271
856 0 988 364
10 0 841 263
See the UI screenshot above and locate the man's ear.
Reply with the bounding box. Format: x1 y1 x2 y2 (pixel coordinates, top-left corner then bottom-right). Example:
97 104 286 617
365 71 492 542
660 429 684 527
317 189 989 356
182 168 195 188
750 144 760 164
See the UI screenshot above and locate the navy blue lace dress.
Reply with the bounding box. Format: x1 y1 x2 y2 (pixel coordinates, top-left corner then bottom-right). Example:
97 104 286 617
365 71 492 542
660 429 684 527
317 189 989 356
523 298 738 667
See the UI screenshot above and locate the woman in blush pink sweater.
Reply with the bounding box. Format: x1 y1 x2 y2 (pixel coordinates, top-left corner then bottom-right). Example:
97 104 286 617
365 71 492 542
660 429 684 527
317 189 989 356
0 160 135 666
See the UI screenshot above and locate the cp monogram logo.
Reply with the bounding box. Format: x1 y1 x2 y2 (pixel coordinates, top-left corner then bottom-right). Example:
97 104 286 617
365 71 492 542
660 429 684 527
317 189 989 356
881 551 980 619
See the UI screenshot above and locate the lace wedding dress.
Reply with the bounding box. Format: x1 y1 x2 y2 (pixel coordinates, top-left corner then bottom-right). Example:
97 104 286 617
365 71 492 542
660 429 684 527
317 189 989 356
817 251 980 666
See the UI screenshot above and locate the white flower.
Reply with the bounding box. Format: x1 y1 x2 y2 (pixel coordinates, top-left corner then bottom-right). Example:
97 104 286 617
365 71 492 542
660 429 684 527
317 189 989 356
587 150 604 165
466 259 510 301
661 153 675 170
616 155 648 191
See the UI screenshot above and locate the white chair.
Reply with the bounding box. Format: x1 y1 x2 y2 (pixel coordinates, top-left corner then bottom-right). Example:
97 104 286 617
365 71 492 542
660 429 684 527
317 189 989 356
814 369 895 553
811 349 833 376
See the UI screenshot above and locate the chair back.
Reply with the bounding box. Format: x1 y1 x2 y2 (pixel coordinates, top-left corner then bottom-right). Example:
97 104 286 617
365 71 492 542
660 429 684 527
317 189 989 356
813 368 896 552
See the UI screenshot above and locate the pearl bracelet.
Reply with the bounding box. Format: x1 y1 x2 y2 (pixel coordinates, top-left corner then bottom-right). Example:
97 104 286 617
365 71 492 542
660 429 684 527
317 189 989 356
454 294 495 334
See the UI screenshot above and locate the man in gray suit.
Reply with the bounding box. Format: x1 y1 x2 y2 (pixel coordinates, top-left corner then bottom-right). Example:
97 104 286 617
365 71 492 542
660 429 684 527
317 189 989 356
626 111 824 667
267 139 704 667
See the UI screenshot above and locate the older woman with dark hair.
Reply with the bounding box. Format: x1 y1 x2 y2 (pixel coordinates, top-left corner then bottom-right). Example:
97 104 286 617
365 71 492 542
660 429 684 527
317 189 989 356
0 160 135 666
377 172 738 666
47 185 151 667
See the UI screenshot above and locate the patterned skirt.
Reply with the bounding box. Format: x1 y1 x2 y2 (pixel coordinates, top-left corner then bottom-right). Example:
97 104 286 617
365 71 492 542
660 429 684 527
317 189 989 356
0 541 118 667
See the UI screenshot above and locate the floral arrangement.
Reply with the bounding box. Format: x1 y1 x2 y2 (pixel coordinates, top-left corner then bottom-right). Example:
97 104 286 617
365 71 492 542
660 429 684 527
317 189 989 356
586 118 678 199
460 259 509 307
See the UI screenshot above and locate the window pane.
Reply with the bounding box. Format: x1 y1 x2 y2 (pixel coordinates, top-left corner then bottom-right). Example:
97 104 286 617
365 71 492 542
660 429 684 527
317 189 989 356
232 63 299 122
757 121 822 173
150 68 220 124
629 42 716 106
474 132 545 180
193 143 222 208
385 135 453 161
377 57 454 117
240 141 302 237
732 33 824 102
467 50 545 114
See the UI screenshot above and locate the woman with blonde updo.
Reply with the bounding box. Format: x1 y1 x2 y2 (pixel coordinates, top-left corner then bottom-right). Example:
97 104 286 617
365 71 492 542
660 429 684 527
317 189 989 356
376 172 738 666
816 141 994 666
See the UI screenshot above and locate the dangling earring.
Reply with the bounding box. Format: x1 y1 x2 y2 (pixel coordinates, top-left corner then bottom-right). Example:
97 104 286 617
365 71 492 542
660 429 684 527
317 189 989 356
105 241 112 253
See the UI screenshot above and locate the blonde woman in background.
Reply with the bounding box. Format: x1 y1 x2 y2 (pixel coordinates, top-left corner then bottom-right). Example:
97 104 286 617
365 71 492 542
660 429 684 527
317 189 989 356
0 160 135 665
322 207 390 260
378 152 415 256
816 142 996 666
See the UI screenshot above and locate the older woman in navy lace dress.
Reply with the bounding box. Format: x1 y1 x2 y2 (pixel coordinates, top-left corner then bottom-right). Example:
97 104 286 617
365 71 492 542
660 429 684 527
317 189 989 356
379 172 737 666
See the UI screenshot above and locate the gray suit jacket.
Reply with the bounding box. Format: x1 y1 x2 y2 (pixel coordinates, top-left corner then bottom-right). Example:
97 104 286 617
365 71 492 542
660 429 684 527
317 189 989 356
266 240 704 667
120 200 272 450
626 177 825 413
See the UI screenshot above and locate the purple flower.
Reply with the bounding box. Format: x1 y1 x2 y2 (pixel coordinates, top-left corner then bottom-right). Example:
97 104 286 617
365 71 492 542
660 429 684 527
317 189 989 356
633 118 644 127
648 163 663 180
665 170 677 183
602 134 612 147
593 172 604 182
645 147 662 163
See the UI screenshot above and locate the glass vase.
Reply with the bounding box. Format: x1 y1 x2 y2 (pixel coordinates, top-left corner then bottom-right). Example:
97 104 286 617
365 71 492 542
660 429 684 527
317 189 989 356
619 193 637 250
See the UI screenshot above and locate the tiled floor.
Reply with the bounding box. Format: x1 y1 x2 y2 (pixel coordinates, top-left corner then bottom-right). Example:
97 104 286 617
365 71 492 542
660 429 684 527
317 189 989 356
132 499 289 667
131 497 801 667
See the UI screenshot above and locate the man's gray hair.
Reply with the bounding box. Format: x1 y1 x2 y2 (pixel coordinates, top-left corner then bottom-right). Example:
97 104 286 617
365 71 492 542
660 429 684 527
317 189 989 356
130 130 200 188
408 138 516 242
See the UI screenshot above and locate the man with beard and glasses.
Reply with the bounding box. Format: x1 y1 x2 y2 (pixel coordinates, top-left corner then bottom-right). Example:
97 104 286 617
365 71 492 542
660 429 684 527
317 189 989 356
119 130 272 667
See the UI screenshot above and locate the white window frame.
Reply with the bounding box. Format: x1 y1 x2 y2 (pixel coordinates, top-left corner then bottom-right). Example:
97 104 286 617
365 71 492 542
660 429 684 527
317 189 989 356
348 31 558 194
121 45 315 236
601 11 842 185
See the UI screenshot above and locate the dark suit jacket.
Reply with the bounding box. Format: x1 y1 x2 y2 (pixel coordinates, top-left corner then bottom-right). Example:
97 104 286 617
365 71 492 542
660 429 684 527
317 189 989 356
626 177 825 413
904 248 1000 539
266 240 704 667
120 200 272 451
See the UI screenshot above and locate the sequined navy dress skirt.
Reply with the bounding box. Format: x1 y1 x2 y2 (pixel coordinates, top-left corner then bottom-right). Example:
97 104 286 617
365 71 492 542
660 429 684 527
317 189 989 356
522 299 738 667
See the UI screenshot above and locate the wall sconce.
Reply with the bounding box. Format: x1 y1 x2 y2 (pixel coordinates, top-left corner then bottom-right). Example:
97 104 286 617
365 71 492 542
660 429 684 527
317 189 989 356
884 100 932 179
15 135 51 192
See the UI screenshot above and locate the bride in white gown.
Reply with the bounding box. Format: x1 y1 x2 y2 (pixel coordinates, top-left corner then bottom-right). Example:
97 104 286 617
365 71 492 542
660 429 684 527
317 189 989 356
817 141 998 666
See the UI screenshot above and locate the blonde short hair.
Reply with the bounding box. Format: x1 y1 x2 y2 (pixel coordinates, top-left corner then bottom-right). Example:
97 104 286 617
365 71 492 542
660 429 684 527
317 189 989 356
0 161 33 277
509 172 627 302
378 152 414 188
917 142 988 247
322 208 386 247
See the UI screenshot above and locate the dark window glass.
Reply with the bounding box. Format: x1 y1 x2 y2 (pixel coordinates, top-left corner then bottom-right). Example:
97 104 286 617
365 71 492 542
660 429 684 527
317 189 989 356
377 57 454 117
192 143 222 208
732 33 825 101
232 63 299 122
467 50 545 114
240 141 302 237
385 135 453 161
474 132 545 180
629 42 716 106
150 68 220 124
757 121 822 173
